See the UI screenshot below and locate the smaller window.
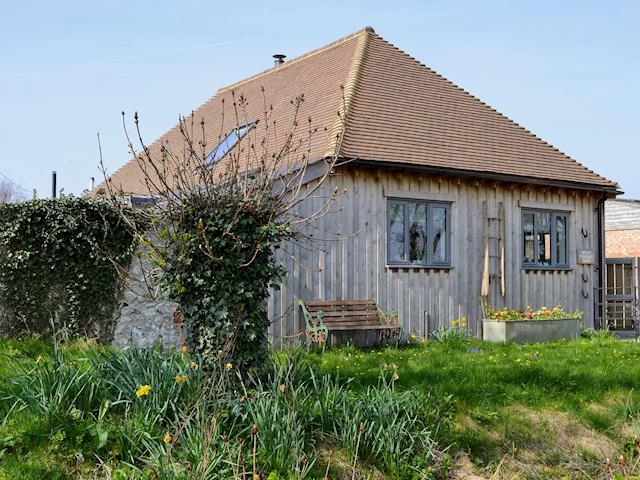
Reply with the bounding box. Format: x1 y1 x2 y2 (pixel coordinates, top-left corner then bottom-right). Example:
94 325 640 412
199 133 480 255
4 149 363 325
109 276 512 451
522 209 570 269
205 120 257 165
387 199 451 267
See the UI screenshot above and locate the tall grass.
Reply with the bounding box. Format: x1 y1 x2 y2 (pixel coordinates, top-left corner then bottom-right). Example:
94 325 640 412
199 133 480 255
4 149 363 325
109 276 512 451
0 342 445 479
2 343 103 422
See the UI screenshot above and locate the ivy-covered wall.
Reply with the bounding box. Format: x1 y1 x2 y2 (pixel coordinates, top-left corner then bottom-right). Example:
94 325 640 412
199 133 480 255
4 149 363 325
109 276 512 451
0 197 137 342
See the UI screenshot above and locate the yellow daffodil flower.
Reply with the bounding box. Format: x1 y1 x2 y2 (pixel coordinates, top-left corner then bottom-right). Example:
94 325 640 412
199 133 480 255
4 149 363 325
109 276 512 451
136 385 151 398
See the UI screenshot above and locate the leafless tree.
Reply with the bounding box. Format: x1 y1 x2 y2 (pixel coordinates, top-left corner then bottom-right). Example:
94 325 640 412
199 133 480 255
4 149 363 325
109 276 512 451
97 86 350 368
0 179 26 204
98 87 349 288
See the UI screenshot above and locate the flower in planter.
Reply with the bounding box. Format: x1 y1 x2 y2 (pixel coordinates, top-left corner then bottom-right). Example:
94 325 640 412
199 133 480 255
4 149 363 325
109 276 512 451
485 304 582 321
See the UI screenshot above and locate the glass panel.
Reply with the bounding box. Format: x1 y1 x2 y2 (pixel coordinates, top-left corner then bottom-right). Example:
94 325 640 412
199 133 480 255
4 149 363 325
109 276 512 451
206 121 255 164
522 212 535 263
388 203 406 263
207 130 239 164
431 205 447 263
536 212 551 266
408 203 427 263
555 215 567 265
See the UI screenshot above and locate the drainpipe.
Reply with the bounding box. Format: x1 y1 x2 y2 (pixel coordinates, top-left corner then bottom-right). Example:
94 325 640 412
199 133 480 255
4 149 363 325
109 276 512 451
595 192 608 329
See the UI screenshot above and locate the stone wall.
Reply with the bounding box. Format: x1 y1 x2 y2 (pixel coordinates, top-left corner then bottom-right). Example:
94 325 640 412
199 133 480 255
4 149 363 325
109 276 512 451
112 254 183 349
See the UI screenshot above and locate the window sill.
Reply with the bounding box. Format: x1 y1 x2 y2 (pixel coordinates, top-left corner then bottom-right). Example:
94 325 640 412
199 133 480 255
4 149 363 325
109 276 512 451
386 264 453 271
522 266 573 272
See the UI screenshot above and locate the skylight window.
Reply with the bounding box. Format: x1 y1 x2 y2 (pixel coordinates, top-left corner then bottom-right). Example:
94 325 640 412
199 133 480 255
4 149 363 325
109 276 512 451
205 120 257 165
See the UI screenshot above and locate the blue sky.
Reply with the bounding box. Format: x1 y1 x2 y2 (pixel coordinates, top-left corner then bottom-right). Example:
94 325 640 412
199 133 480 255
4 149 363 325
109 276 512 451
0 1 638 197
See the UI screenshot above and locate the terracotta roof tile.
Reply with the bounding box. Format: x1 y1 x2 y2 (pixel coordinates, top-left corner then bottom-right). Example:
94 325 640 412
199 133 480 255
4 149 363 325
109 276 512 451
98 27 618 195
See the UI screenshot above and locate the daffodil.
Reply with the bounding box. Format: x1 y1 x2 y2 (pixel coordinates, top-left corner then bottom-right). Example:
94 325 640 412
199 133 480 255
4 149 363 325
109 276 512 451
163 432 173 444
191 361 199 370
279 384 286 393
181 345 187 354
175 374 188 383
225 362 233 371
136 385 151 398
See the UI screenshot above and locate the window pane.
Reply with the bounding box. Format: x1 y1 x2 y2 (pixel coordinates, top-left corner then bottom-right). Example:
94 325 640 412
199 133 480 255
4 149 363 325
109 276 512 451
389 203 406 263
537 212 551 266
555 215 567 265
206 121 256 165
408 203 427 263
522 212 535 263
431 205 448 263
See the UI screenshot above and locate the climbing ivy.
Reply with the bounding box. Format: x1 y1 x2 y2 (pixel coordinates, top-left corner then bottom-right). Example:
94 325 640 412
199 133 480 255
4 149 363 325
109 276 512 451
158 186 294 374
0 197 138 342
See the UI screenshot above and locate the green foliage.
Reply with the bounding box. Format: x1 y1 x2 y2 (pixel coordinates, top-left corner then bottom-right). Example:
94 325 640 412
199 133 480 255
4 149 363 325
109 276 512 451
10 336 640 478
3 343 104 421
581 327 614 340
239 354 319 478
0 197 138 341
0 341 446 479
93 344 207 427
157 188 294 374
335 372 438 476
429 325 471 345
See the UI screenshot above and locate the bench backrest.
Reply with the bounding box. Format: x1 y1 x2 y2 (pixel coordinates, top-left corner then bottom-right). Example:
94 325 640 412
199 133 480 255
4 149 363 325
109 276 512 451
303 300 381 327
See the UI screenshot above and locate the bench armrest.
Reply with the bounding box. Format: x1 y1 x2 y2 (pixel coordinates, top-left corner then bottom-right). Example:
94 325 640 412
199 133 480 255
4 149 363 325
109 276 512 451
298 300 325 329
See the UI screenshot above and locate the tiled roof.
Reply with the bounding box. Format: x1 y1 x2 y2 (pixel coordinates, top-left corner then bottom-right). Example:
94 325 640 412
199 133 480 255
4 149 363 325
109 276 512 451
99 27 618 195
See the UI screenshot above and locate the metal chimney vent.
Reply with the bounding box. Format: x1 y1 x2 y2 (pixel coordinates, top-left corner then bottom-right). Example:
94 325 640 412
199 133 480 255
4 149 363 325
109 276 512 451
273 54 286 66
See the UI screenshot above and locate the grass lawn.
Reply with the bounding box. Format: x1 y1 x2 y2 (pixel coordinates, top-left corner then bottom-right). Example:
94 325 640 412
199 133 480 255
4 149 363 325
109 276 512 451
309 333 640 478
1 333 640 479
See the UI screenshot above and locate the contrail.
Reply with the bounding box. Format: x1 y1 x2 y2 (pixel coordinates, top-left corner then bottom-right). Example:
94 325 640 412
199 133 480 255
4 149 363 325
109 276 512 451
0 35 272 80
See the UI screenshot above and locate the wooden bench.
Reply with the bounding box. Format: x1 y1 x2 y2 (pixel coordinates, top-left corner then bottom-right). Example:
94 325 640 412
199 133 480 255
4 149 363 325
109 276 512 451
299 299 400 348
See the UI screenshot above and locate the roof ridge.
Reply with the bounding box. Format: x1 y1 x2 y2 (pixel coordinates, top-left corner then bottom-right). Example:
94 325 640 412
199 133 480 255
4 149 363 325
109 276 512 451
324 28 372 158
367 35 617 188
218 27 374 94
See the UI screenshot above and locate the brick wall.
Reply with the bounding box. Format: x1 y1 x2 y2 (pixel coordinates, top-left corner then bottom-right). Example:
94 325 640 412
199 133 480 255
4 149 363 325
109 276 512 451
606 229 640 259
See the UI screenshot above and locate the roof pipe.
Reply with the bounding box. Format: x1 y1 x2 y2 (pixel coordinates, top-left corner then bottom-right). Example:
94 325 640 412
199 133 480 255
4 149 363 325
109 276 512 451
51 171 57 199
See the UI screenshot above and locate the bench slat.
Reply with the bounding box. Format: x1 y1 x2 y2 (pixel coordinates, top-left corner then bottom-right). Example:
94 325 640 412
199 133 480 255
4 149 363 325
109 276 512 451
326 325 397 331
305 300 375 307
316 310 379 318
307 303 377 312
324 318 382 327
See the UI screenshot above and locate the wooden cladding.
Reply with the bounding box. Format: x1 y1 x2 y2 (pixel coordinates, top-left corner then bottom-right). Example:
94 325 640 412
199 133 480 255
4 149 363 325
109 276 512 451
268 168 599 346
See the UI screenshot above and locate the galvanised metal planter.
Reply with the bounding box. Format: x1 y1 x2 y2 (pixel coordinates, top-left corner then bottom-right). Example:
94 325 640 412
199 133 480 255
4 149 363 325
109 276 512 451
482 317 582 344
